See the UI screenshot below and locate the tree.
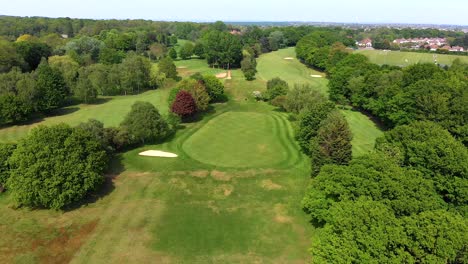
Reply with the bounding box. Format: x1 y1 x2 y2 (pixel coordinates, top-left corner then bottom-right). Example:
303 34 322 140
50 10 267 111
7 124 108 209
64 36 104 65
0 40 26 73
0 68 38 124
265 77 288 100
119 53 152 95
179 42 194 60
310 111 353 175
296 101 335 153
168 47 177 60
15 41 52 71
200 74 224 102
120 101 169 144
202 30 242 68
241 55 257 80
48 55 79 91
0 143 16 192
268 31 285 51
148 43 167 60
74 68 98 103
283 84 326 114
158 56 178 80
175 79 210 111
35 59 69 112
375 121 468 207
171 90 197 118
99 47 125 64
193 42 205 58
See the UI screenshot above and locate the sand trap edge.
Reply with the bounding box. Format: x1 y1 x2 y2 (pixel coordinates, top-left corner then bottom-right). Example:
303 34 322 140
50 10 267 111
310 75 323 78
139 150 178 158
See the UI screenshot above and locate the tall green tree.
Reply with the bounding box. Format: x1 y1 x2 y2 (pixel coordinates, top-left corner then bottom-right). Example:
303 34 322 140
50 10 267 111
119 53 152 95
0 143 16 192
120 101 169 144
7 124 108 209
35 59 69 112
158 56 178 80
310 111 353 175
296 101 335 153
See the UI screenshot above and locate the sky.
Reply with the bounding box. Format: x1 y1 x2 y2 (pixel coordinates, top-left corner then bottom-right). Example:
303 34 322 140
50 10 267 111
1 0 467 25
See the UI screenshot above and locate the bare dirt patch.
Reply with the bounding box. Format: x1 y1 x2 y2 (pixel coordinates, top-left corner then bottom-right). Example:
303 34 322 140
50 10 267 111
190 170 210 178
31 220 99 264
177 66 187 69
213 184 234 198
273 204 292 224
261 179 283 190
211 170 232 181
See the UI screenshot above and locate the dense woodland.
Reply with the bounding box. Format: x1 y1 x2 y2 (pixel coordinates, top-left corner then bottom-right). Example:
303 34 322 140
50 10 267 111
0 16 467 262
294 30 468 263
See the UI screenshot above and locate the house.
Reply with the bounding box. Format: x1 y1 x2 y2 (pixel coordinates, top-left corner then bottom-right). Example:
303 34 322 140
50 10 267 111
357 38 372 48
448 46 465 52
229 29 242 35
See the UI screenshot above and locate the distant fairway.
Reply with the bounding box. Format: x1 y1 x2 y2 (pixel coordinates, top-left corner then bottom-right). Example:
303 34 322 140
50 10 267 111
257 48 328 94
356 49 468 66
340 109 384 156
183 112 297 168
0 48 383 263
0 89 170 143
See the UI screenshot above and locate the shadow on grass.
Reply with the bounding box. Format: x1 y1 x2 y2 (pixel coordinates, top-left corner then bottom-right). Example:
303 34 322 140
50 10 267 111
181 105 218 123
349 107 388 131
62 155 124 212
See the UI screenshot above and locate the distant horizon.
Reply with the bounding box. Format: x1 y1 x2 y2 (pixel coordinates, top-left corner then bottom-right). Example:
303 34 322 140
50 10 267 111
1 14 467 27
2 0 467 26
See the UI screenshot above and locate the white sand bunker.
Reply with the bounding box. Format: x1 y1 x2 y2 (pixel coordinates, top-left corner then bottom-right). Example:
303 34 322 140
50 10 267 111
139 150 178 158
284 57 294 60
310 75 322 78
216 72 227 78
177 66 187 69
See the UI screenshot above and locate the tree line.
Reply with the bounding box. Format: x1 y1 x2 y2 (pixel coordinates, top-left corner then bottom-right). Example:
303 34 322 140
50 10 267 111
294 32 468 262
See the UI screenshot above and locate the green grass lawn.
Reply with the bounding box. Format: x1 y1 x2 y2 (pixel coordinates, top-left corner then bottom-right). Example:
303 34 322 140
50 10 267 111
356 49 468 66
0 47 384 263
0 88 170 143
257 48 328 95
340 109 384 156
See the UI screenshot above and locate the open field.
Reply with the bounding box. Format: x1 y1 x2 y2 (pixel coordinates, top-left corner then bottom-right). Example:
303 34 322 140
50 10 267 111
0 89 170 143
355 49 468 66
257 48 328 95
0 48 383 263
0 102 314 263
340 109 384 156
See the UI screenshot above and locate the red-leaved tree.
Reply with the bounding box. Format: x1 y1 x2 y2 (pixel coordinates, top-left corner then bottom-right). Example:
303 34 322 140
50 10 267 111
171 90 197 118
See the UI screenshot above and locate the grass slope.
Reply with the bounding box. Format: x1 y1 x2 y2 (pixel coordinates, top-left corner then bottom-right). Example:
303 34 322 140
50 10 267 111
0 47 383 263
257 48 328 95
0 88 170 143
356 49 468 66
340 109 384 156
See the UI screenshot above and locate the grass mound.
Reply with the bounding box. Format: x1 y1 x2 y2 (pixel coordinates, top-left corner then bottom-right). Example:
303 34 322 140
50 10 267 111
183 112 295 168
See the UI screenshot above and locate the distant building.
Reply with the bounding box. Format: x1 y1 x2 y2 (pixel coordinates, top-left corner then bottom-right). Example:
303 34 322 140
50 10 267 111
229 29 242 35
357 38 372 48
61 34 69 39
393 37 446 47
448 46 465 52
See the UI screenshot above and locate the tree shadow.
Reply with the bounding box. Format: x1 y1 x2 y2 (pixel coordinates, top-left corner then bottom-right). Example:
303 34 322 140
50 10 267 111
62 155 124 212
349 107 388 131
182 105 217 123
48 107 80 117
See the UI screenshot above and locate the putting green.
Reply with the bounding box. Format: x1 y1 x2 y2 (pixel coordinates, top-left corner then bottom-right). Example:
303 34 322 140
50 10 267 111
182 112 292 168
